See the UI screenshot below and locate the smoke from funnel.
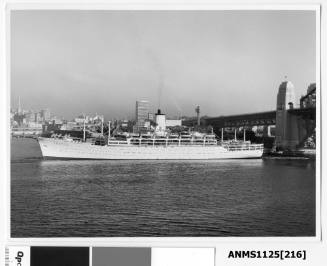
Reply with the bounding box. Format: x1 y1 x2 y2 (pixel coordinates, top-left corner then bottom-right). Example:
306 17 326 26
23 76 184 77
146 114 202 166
145 49 164 109
158 72 163 109
168 92 183 119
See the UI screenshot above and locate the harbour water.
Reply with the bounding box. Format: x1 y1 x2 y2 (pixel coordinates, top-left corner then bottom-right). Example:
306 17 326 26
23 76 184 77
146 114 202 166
11 138 316 237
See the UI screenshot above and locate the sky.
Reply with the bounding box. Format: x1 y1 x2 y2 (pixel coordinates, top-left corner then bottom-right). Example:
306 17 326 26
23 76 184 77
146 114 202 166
10 10 316 120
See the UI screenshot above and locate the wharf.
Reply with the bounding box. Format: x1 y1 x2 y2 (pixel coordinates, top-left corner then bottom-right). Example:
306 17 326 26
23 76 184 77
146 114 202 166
263 149 316 160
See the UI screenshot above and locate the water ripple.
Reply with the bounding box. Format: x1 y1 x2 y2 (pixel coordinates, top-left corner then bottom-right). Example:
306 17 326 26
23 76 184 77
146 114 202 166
11 138 315 237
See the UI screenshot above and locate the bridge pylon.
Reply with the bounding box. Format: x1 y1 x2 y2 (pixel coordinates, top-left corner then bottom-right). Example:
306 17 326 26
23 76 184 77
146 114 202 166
275 81 316 150
275 81 299 150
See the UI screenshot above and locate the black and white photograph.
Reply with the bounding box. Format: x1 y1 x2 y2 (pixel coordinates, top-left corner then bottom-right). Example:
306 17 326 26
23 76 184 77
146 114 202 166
9 8 318 237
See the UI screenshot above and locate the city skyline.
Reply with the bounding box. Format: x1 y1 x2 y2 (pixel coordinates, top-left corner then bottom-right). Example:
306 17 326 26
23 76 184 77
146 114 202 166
11 10 316 120
10 99 184 121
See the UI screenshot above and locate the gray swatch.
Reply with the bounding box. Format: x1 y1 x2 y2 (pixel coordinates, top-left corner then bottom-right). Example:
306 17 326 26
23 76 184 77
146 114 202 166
92 247 151 266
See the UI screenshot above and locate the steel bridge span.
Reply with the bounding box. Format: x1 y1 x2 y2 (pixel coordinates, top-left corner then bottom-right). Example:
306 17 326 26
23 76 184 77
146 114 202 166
183 108 315 128
204 110 276 128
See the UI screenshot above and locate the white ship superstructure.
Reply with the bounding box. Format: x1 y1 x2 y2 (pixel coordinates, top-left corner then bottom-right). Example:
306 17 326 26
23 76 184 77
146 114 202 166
38 109 263 160
38 133 263 160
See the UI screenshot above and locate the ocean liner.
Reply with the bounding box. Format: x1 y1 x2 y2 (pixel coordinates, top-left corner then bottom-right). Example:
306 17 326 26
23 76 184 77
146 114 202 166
38 109 263 160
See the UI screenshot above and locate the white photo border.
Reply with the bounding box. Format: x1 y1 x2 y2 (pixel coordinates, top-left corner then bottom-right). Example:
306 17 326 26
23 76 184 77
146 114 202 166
1 0 323 251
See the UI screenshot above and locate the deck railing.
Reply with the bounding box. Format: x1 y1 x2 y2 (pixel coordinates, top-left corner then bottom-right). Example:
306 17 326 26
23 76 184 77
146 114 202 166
109 137 218 147
223 144 264 151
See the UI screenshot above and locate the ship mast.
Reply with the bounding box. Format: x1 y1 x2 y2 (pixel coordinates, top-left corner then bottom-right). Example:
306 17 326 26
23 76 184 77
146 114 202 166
101 116 104 135
107 121 111 145
83 114 86 142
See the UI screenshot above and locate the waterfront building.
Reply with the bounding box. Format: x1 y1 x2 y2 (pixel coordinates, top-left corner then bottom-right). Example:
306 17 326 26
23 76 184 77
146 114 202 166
35 112 42 123
135 100 150 131
41 109 51 121
60 121 78 131
27 121 43 129
119 120 133 132
121 120 129 128
25 112 35 123
166 119 182 127
136 100 149 125
148 113 154 121
75 115 89 124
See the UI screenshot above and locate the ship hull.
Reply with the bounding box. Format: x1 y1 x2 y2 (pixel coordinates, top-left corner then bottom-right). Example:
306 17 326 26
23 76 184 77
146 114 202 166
38 138 263 160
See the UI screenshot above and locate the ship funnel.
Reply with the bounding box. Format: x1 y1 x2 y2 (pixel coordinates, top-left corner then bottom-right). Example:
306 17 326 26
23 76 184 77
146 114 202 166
155 109 166 131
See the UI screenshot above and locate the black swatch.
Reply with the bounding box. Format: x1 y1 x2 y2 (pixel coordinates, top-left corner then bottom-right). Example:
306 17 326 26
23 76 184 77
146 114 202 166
31 247 89 266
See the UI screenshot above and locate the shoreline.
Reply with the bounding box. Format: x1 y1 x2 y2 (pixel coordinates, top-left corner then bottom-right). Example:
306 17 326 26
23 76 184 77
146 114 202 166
11 137 316 160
